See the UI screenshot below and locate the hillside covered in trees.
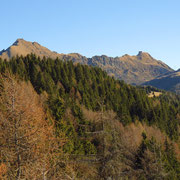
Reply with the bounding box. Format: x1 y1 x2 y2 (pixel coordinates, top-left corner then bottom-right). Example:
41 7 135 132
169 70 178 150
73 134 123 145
0 54 180 179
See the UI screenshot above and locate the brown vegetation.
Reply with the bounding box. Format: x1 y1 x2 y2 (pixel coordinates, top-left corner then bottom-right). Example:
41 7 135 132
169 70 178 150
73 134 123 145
0 74 64 179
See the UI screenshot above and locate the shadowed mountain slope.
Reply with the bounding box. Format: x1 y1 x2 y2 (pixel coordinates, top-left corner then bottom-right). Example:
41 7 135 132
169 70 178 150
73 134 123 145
143 69 180 94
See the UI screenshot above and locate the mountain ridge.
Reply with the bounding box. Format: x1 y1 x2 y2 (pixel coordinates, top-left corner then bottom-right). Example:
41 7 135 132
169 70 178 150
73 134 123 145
0 39 174 85
143 69 180 94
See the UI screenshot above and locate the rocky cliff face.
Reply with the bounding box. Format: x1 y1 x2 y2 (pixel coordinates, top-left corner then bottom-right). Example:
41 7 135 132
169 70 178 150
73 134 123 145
88 52 173 84
0 39 174 85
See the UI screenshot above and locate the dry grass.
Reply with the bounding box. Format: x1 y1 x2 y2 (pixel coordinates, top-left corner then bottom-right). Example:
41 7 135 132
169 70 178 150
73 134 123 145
148 91 162 98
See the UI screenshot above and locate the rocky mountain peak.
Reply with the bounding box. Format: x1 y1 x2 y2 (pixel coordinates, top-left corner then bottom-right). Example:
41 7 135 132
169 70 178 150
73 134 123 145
137 51 149 56
13 38 26 45
137 51 153 60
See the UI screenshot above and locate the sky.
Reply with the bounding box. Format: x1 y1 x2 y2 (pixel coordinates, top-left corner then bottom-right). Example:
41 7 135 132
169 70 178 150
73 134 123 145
1 0 180 70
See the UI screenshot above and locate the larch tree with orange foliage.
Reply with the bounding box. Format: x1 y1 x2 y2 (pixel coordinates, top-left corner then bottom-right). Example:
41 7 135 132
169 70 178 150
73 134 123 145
0 74 64 179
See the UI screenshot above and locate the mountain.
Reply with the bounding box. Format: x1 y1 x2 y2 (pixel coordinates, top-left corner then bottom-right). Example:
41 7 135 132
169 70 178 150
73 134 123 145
88 52 173 84
0 39 174 85
0 38 60 59
0 39 88 64
143 69 180 94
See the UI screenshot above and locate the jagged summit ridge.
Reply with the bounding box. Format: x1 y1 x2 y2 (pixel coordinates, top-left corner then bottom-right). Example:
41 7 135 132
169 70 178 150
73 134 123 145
0 39 174 85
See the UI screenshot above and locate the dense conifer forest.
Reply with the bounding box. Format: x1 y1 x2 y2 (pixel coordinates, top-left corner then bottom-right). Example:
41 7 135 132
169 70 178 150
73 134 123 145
0 54 180 179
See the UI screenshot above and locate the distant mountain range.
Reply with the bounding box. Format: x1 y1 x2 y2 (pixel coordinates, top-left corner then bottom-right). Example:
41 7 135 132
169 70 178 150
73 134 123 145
0 39 179 92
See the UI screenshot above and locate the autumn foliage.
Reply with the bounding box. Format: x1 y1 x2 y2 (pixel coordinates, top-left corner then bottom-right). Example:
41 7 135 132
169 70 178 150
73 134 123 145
0 74 60 179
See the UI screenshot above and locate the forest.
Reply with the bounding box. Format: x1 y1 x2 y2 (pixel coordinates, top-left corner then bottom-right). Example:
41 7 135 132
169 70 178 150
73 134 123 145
0 54 180 179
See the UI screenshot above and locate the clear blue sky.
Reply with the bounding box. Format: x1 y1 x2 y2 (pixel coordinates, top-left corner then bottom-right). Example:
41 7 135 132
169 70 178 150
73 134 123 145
1 0 180 70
